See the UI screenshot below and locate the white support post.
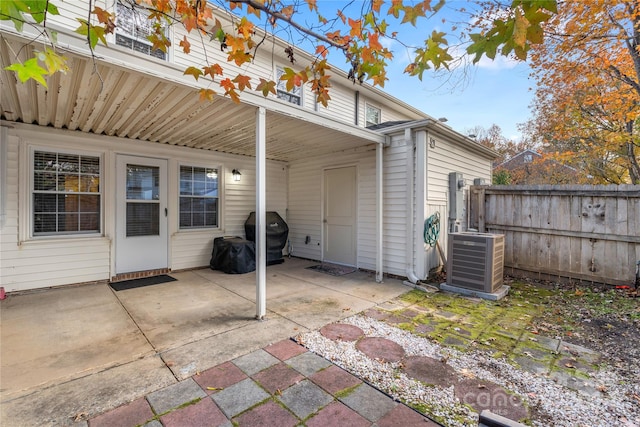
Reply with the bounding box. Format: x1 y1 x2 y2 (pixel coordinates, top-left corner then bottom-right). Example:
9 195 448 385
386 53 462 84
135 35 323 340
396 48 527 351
376 141 384 282
255 107 267 320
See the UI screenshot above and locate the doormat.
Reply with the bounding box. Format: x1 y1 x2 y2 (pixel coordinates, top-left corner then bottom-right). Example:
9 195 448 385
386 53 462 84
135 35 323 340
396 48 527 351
110 275 176 291
307 263 357 276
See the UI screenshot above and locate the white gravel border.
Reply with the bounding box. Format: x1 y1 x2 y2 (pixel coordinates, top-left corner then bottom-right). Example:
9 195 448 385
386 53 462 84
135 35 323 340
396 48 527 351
297 315 640 427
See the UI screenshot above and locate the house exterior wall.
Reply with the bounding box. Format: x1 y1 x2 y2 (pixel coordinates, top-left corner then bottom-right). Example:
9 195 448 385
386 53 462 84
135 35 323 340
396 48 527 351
382 135 411 277
32 1 424 130
426 132 493 203
0 124 287 292
287 146 377 270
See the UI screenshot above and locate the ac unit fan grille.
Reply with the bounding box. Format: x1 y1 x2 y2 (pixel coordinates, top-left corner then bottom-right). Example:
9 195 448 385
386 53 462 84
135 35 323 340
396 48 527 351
447 233 505 293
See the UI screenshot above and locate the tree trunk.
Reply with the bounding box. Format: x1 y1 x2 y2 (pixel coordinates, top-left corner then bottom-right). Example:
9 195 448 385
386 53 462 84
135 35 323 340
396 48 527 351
626 121 640 184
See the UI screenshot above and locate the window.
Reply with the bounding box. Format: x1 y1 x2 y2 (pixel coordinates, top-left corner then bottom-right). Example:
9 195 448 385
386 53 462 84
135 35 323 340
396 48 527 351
32 150 101 236
276 67 302 105
523 154 533 163
115 3 167 60
179 165 219 229
365 104 381 127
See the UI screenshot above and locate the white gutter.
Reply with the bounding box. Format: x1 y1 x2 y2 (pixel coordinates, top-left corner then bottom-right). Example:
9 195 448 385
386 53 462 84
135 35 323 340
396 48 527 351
375 139 384 282
255 107 267 320
405 128 420 284
376 119 499 160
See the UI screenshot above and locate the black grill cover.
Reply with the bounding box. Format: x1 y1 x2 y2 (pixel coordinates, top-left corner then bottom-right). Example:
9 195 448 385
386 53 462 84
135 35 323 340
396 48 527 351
244 211 289 265
210 237 256 274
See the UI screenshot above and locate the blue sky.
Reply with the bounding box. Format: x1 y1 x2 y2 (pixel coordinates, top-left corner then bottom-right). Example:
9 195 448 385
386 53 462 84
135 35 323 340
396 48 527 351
290 1 536 141
382 50 534 141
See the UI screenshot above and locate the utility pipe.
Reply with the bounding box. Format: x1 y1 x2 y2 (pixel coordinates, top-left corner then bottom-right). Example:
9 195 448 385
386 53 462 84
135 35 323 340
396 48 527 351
414 130 427 279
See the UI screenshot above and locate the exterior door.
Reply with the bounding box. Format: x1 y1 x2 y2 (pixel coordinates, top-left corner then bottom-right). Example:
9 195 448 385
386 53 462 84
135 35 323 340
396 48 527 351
323 166 357 266
115 155 168 274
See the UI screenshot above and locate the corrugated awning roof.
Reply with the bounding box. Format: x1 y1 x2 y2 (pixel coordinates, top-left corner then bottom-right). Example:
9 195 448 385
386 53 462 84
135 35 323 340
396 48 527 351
0 32 384 162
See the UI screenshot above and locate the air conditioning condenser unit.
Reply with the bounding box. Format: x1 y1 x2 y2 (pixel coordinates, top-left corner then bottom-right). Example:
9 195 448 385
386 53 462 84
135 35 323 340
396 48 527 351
447 232 504 293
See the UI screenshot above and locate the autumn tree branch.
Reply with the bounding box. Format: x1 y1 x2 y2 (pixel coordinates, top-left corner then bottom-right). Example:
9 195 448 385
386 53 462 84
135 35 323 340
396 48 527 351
232 0 349 51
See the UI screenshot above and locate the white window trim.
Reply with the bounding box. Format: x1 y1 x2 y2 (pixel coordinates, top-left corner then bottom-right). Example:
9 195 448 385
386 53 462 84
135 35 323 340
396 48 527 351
365 103 381 127
23 145 104 241
275 66 303 106
177 162 222 231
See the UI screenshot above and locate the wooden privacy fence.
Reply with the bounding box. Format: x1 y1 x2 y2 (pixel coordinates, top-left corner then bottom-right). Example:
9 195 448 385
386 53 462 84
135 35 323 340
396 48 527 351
469 185 640 286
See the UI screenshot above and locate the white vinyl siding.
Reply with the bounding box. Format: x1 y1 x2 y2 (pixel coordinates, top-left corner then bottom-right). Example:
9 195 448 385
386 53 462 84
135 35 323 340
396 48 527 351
426 134 492 203
3 1 424 131
1 124 288 291
171 160 287 270
287 146 378 270
382 137 411 276
0 134 110 290
424 134 492 274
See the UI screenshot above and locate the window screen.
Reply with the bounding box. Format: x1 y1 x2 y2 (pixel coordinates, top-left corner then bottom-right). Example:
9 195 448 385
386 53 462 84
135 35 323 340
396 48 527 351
179 166 218 229
33 151 101 235
115 3 167 60
276 67 302 105
365 104 381 127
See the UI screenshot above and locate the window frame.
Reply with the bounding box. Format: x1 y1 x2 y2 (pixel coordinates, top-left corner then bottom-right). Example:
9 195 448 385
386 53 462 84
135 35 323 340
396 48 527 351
178 163 221 231
29 147 104 239
113 2 170 61
276 66 303 106
365 103 381 127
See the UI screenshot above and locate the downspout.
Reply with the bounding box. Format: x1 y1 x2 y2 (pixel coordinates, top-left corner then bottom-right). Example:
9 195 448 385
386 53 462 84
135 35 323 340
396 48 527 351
375 138 385 282
354 91 360 126
405 128 420 284
414 130 427 279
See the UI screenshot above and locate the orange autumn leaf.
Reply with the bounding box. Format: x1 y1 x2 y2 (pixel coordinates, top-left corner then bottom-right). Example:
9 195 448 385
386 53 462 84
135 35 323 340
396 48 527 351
179 36 191 53
233 74 252 91
198 88 215 101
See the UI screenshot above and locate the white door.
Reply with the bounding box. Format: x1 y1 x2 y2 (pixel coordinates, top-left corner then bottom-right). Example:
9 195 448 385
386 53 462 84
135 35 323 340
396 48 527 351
115 155 168 274
323 166 357 266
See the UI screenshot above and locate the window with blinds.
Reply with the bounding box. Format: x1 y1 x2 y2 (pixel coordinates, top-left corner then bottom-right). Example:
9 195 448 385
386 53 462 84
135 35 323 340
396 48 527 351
276 66 302 106
33 151 101 235
179 166 219 229
115 3 167 60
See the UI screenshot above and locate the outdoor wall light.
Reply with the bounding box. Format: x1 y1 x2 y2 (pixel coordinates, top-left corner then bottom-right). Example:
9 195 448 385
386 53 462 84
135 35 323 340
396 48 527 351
232 169 241 182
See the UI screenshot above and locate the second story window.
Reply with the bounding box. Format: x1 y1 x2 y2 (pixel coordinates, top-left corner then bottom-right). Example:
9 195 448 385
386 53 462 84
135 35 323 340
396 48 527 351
524 154 533 163
115 3 167 60
365 104 381 127
276 67 302 106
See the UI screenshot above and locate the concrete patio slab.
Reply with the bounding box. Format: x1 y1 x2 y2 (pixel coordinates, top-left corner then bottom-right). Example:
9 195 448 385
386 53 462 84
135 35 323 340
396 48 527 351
0 284 153 400
265 285 378 330
0 258 412 426
114 273 258 351
1 355 175 427
160 315 305 380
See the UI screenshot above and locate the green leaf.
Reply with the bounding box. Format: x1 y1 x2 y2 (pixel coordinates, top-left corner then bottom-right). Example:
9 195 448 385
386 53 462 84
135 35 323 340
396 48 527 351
0 1 29 31
5 57 48 87
75 18 107 49
184 66 203 80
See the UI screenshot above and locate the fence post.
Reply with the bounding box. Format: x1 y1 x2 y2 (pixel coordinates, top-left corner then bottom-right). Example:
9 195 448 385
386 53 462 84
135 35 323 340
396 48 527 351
478 187 486 233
